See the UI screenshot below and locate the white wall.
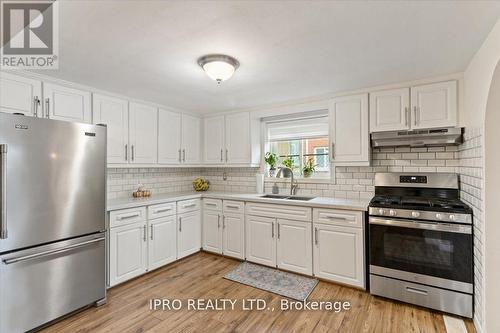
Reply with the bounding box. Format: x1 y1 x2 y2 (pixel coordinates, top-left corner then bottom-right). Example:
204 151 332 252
463 18 500 333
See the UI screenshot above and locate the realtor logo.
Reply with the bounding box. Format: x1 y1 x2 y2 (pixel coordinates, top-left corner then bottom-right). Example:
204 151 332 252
1 0 59 69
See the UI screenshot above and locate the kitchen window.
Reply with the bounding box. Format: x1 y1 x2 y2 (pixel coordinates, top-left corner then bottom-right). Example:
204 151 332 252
265 114 330 179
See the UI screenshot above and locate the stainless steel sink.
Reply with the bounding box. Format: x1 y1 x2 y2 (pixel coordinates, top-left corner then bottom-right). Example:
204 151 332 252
260 194 290 199
285 196 315 201
259 194 316 201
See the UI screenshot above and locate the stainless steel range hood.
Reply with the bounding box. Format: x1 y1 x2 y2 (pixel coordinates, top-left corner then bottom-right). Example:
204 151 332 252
371 128 463 148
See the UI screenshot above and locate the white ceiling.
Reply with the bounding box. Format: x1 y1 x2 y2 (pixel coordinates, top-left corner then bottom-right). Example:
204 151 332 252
42 0 500 114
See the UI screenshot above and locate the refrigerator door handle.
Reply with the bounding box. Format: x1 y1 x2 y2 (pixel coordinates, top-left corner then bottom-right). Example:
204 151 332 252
2 237 105 265
0 144 7 239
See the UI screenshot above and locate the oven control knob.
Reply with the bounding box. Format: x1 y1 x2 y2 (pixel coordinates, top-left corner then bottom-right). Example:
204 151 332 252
449 214 456 221
389 210 397 216
411 211 420 218
436 213 443 220
378 209 386 215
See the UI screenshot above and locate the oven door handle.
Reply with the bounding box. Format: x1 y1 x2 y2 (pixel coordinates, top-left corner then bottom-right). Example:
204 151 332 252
369 217 472 234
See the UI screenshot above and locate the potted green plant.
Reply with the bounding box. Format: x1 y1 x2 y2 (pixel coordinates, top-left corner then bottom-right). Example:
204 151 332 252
280 157 295 178
302 158 317 178
265 152 278 177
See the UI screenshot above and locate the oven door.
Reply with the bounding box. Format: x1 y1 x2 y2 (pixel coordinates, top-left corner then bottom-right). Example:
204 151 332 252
369 217 473 290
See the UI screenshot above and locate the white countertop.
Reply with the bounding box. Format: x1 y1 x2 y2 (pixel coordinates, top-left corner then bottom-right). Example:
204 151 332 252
107 191 370 212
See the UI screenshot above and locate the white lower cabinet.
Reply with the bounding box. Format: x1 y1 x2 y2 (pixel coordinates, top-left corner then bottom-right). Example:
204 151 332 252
313 223 364 288
222 213 245 259
148 216 177 270
202 210 223 254
245 215 276 267
109 222 147 286
277 219 312 275
177 210 201 259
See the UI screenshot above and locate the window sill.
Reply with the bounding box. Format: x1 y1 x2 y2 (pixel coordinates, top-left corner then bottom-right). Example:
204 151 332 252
264 177 333 184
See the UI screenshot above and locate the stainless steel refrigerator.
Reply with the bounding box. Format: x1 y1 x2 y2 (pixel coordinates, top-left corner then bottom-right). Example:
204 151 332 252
0 113 106 333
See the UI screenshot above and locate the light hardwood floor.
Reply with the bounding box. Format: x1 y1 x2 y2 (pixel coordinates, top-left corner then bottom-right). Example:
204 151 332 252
40 252 476 333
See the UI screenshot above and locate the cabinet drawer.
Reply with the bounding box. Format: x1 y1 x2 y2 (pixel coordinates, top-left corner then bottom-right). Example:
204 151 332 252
203 198 222 211
245 203 311 222
148 202 176 220
313 208 363 228
177 199 201 214
110 207 146 228
223 200 244 214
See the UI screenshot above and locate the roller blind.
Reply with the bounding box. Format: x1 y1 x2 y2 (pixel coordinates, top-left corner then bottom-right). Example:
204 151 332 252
267 116 329 141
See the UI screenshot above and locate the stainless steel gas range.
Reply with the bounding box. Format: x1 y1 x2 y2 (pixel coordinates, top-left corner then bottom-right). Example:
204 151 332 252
368 173 473 318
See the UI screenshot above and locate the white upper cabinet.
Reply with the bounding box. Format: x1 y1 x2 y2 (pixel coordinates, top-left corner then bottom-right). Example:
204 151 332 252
203 112 259 166
129 102 158 164
181 114 201 164
92 94 129 164
225 112 251 164
0 72 42 117
411 81 457 129
369 88 410 132
370 80 458 132
204 116 225 164
43 82 91 123
329 93 370 165
158 109 182 164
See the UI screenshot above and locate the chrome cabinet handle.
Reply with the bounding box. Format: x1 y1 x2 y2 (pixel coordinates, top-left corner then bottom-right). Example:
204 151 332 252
116 212 140 220
331 142 335 160
178 149 181 162
205 202 217 207
150 225 154 240
324 214 355 221
183 203 196 208
131 145 135 161
153 207 172 214
413 106 418 126
404 107 409 126
143 225 147 242
271 221 275 238
182 149 186 162
2 237 105 265
220 149 223 162
222 215 226 229
277 222 280 239
125 144 128 161
217 214 220 228
225 205 239 209
225 149 228 162
314 227 318 245
179 217 182 232
0 144 7 239
33 96 40 117
406 286 428 296
45 98 50 119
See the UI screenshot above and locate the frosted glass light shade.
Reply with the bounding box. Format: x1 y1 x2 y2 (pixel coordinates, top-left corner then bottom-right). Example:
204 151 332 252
198 54 239 84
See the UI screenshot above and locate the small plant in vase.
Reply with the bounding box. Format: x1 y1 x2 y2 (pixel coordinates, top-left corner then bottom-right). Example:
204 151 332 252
280 157 295 178
302 158 317 178
265 152 278 177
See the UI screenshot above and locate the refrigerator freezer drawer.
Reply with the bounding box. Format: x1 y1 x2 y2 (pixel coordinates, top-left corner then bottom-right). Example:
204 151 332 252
0 233 106 333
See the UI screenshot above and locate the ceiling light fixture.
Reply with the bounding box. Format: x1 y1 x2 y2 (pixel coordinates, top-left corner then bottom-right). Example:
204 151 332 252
197 54 239 84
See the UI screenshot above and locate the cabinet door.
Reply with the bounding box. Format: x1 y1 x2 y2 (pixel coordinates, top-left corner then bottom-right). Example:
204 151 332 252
369 88 410 132
223 213 245 260
92 94 129 164
204 116 225 164
277 219 312 275
177 211 201 259
43 82 91 123
109 222 147 286
181 114 201 164
129 102 158 164
329 93 369 164
225 112 251 164
148 216 177 270
158 108 182 164
313 223 364 288
0 73 42 117
411 81 457 129
202 210 222 254
245 215 276 267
